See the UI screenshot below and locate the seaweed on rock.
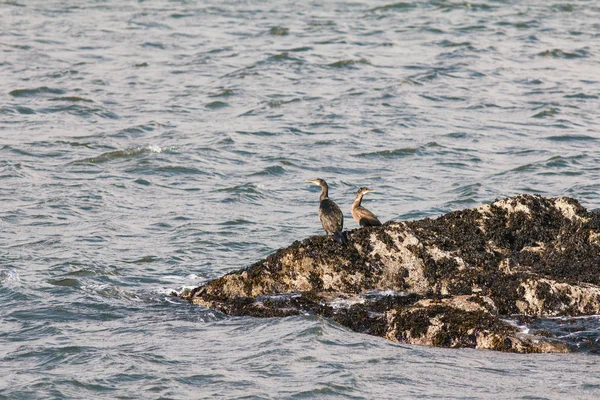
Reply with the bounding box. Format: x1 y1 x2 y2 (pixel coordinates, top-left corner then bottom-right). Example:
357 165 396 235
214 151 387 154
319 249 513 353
181 195 600 353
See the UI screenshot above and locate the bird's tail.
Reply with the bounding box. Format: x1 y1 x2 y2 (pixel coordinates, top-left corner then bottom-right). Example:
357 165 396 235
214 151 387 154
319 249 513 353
334 231 348 245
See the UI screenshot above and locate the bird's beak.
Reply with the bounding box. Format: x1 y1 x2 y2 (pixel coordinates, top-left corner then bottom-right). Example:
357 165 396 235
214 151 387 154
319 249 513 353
306 179 317 184
366 189 376 193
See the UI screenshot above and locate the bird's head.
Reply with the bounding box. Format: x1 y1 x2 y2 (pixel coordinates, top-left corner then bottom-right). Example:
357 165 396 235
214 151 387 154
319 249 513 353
306 178 327 188
357 187 375 196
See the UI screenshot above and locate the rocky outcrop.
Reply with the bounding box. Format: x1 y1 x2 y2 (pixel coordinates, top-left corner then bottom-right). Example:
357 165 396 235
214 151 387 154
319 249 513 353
180 195 600 353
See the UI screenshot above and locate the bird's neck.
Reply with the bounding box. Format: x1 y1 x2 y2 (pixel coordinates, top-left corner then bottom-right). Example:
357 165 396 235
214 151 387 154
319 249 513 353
352 194 363 209
319 186 329 201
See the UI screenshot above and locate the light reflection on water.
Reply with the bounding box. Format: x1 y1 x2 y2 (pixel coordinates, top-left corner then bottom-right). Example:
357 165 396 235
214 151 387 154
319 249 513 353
2 0 600 398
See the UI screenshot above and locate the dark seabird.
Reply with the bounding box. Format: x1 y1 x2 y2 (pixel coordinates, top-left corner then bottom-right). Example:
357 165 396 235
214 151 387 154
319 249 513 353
306 178 347 244
351 187 382 227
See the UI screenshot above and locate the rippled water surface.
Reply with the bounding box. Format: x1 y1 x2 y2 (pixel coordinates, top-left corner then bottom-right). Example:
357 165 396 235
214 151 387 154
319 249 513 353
2 0 600 398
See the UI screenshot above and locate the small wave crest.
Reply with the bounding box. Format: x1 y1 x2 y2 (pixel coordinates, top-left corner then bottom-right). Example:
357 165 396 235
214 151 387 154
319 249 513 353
155 274 206 299
327 58 371 68
69 145 164 165
80 282 142 302
353 142 443 159
0 269 21 284
370 2 416 12
217 183 267 203
9 86 66 97
538 48 588 59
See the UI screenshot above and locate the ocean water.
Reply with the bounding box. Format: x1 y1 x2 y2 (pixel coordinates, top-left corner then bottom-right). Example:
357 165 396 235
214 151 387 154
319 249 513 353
2 0 600 398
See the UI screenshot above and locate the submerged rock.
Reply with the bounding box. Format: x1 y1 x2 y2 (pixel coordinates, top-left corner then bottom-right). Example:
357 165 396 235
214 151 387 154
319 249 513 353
181 195 600 353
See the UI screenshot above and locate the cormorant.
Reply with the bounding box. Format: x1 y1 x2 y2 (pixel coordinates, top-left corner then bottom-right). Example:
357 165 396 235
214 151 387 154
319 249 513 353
306 178 347 244
351 187 382 227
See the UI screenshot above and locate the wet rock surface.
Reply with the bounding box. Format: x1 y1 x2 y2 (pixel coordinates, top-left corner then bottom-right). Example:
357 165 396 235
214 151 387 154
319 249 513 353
181 195 600 353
